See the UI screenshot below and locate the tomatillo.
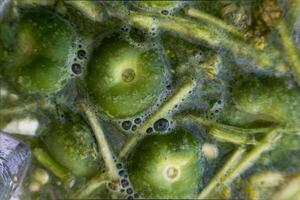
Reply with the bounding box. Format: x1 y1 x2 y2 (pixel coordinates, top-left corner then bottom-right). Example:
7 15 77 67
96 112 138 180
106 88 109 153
85 33 166 118
3 9 76 95
127 129 203 198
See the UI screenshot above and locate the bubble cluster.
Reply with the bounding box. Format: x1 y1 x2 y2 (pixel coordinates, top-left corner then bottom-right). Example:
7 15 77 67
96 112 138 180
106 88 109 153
114 161 138 199
70 42 87 76
206 99 224 121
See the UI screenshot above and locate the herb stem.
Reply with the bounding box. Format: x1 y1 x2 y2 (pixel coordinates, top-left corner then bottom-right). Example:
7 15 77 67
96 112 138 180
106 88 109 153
119 80 196 159
122 12 278 70
72 172 109 198
208 127 257 145
185 7 243 38
187 115 269 145
0 101 41 116
78 100 119 181
198 129 282 199
33 148 74 185
63 0 104 22
198 147 246 199
277 22 300 85
223 130 282 186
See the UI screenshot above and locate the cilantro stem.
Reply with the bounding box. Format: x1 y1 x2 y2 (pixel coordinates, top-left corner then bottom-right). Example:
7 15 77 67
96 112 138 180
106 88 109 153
119 80 196 159
77 100 119 181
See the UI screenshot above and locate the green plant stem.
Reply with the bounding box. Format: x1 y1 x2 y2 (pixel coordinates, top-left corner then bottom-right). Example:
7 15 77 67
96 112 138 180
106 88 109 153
33 148 74 184
208 127 257 145
188 114 273 134
119 80 196 159
72 172 109 199
16 0 56 7
198 129 282 199
78 100 119 181
0 101 41 116
185 7 243 38
63 0 104 22
187 115 269 145
198 147 246 199
223 130 282 185
106 8 279 70
276 22 300 85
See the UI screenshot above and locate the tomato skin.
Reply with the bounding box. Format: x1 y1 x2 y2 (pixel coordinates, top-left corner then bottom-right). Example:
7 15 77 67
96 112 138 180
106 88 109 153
127 129 203 199
2 9 76 96
42 121 101 178
85 33 166 119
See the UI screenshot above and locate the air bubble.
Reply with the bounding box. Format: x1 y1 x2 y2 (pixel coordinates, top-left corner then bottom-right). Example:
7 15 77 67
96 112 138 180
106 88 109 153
116 163 122 169
121 25 129 32
121 179 129 188
127 188 133 194
161 10 169 15
134 118 141 124
71 63 82 75
119 170 125 177
122 121 132 130
131 125 137 131
146 127 153 134
154 118 169 132
77 49 86 60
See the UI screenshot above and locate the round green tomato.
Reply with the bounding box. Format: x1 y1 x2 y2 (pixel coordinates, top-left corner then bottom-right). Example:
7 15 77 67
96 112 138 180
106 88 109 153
3 9 76 95
127 129 203 199
42 121 100 177
85 33 166 118
232 76 300 128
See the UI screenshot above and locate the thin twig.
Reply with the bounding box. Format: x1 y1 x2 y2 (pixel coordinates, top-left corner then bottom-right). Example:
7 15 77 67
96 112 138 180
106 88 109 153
198 129 282 199
208 127 257 145
185 7 243 38
72 172 109 199
277 22 300 85
0 102 39 116
198 147 246 199
77 100 119 181
187 114 269 145
33 148 74 185
223 130 282 186
119 80 196 159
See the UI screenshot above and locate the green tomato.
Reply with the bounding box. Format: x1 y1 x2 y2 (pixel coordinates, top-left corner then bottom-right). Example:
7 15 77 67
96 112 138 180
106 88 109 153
3 8 76 95
127 129 203 198
85 33 166 119
42 121 101 177
232 75 300 128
